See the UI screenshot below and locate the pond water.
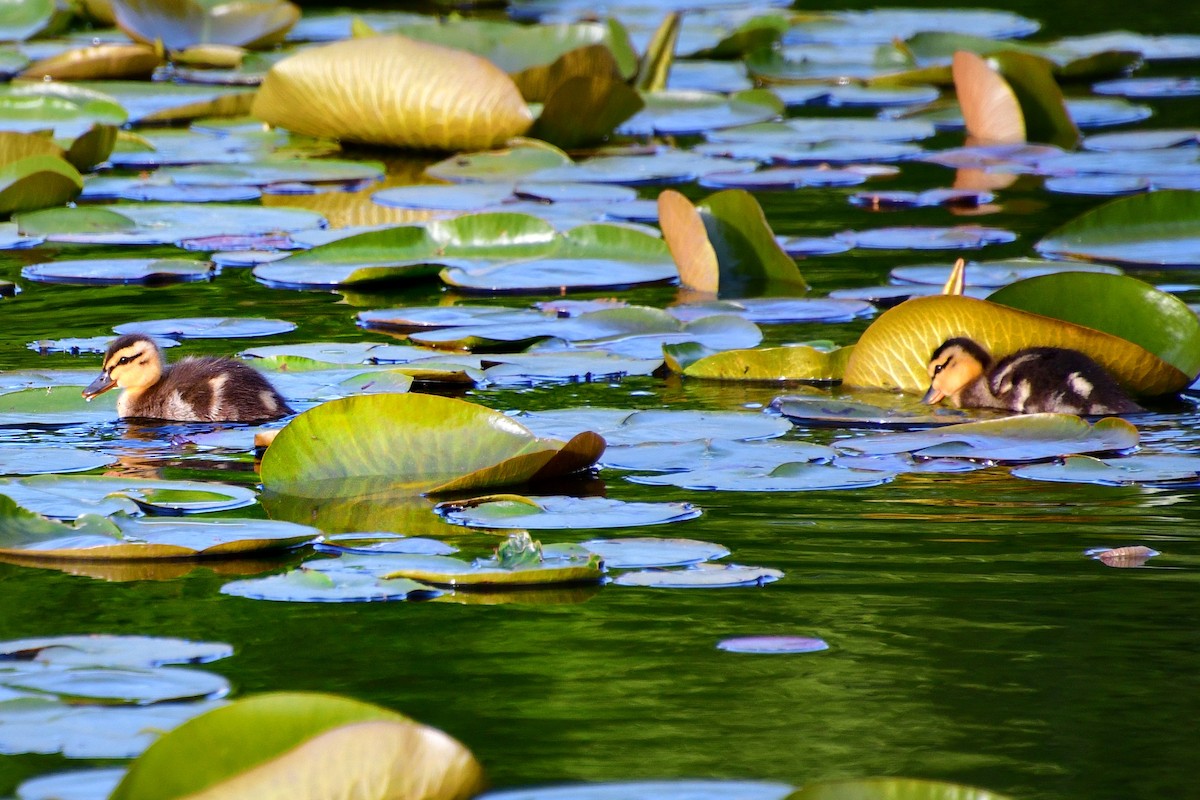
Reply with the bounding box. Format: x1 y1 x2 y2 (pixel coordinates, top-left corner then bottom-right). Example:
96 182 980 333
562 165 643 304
0 1 1199 799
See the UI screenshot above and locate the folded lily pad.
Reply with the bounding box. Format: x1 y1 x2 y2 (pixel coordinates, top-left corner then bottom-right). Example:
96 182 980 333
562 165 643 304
838 414 1139 463
0 476 257 519
21 258 215 286
221 569 440 603
1010 454 1200 485
627 462 894 492
435 495 701 530
109 693 485 800
612 562 782 588
260 394 605 499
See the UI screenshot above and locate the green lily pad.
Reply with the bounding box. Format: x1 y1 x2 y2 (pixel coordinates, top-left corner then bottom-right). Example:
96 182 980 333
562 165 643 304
627 462 895 492
113 317 295 339
0 385 117 427
601 438 836 473
260 394 605 498
315 534 456 557
0 666 229 705
358 305 549 333
665 344 853 383
109 692 485 800
0 0 56 42
425 140 573 183
0 635 232 668
784 778 1013 800
0 83 126 139
435 495 701 530
371 183 517 211
1036 189 1200 266
1011 454 1200 485
0 697 226 759
221 569 440 603
612 562 782 588
515 407 792 446
528 149 757 186
988 272 1200 379
68 81 257 124
770 395 999 429
0 475 257 519
699 167 870 191
0 154 82 216
478 351 663 385
375 549 604 588
476 780 795 800
21 258 214 286
837 414 1139 463
668 298 872 325
618 89 782 137
0 447 113 475
580 537 728 569
15 203 325 246
159 159 383 189
837 226 1017 250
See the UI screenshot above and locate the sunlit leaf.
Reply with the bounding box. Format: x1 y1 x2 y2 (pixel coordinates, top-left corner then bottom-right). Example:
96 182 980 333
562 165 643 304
15 203 324 245
0 0 56 42
1011 454 1200 485
377 548 604 588
841 294 1189 395
21 258 213 286
19 43 162 81
0 634 232 668
628 462 894 492
665 344 853 382
989 51 1080 149
1036 189 1200 266
114 317 295 338
0 475 256 519
0 155 82 216
636 11 680 93
784 778 1012 800
580 537 726 569
529 44 644 150
253 35 533 151
109 692 485 800
516 407 791 446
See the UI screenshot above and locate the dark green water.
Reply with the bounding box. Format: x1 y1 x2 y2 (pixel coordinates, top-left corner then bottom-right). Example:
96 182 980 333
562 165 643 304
1 2 1199 799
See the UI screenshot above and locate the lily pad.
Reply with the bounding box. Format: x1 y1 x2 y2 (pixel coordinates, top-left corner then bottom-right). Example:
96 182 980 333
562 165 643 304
0 476 257 519
1010 454 1200 485
627 462 894 492
111 0 299 50
580 537 727 569
435 495 701 530
113 317 295 339
69 81 257 125
612 562 782 588
221 569 440 603
891 258 1121 288
699 168 868 191
618 89 782 136
476 781 795 800
0 447 112 476
770 395 1001 429
425 140 572 184
0 83 126 138
717 636 829 654
785 778 1013 800
0 666 229 705
109 692 485 800
665 344 853 383
370 550 604 588
838 414 1139 463
0 635 232 668
260 394 605 498
16 768 125 800
21 258 215 286
601 438 836 473
668 298 872 325
515 407 792 446
837 226 1017 251
1036 189 1200 266
315 534 457 557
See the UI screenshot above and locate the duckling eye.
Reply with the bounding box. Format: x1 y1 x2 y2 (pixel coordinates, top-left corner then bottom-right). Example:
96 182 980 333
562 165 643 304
933 358 951 376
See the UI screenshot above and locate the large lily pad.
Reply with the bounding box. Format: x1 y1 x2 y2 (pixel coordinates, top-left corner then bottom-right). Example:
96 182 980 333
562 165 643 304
260 394 604 498
109 692 485 800
838 414 1139 463
612 562 782 588
252 35 533 150
841 294 1190 395
435 495 701 530
1036 189 1200 266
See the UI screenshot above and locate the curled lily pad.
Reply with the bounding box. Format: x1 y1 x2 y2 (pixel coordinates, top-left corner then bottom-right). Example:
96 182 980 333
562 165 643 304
1010 454 1200 485
0 635 231 668
717 636 829 654
0 476 257 519
612 562 782 588
601 438 835 472
253 35 532 151
260 394 605 498
515 407 792 446
838 414 1139 463
0 666 229 705
627 462 894 492
1036 189 1200 266
580 537 727 569
435 495 701 530
21 258 215 286
221 569 440 603
109 693 485 800
113 317 295 339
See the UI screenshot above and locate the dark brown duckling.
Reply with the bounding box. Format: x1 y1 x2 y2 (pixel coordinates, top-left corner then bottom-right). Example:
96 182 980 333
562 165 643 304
82 334 293 422
923 337 1142 415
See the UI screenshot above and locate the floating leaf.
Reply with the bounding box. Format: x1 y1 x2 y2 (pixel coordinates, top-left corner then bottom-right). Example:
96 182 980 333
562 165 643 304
0 635 232 668
109 692 485 800
252 35 533 150
19 43 162 81
221 569 440 603
374 550 604 588
890 258 1120 288
0 0 57 41
838 226 1017 250
784 778 1013 800
0 446 113 475
515 407 792 446
668 298 872 325
0 83 126 138
841 294 1189 395
0 476 257 519
601 438 836 473
435 495 701 530
260 394 604 498
111 0 299 50
770 395 999 429
619 89 782 137
1011 454 1200 485
16 768 125 800
113 317 295 339
425 140 572 183
0 154 82 216
69 80 256 125
0 666 228 705
838 414 1139 463
665 344 853 383
717 636 829 654
21 258 214 286
1036 189 1200 266
580 537 727 568
612 562 782 588
987 273 1200 379
1086 545 1160 568
316 534 457 557
476 780 795 800
628 462 894 492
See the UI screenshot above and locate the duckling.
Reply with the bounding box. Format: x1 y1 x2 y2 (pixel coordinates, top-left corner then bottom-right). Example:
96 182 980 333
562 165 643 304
82 334 293 422
923 337 1142 415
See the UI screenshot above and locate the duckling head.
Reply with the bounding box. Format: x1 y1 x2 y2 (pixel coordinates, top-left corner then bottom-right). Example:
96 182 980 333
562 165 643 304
923 337 991 405
82 334 165 400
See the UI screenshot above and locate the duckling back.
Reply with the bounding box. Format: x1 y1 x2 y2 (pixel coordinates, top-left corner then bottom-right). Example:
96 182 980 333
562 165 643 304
987 347 1141 415
128 357 293 422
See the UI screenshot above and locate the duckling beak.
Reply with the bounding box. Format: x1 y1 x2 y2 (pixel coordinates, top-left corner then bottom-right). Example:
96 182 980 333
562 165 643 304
922 385 944 405
82 372 116 400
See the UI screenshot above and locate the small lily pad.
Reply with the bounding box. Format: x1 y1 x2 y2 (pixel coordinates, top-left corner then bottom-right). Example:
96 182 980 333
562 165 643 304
0 666 229 705
0 447 113 476
627 462 894 492
1010 454 1200 485
838 226 1018 250
221 569 440 603
118 184 263 203
515 407 792 446
21 258 215 286
580 537 728 569
0 476 257 519
890 259 1121 288
849 189 993 209
617 89 783 137
1086 545 1160 568
372 550 604 588
612 562 782 588
716 636 829 654
435 495 702 530
601 439 836 473
113 317 295 339
699 167 868 191
315 535 457 557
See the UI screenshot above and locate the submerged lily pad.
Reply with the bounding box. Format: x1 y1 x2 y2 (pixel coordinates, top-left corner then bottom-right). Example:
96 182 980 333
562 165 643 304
21 258 215 286
221 569 440 603
260 394 605 498
435 495 701 530
838 415 1139 463
1010 454 1200 485
612 562 782 588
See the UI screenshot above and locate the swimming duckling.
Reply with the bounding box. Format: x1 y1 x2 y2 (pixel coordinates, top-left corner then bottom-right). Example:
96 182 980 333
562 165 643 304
82 334 293 422
923 337 1142 415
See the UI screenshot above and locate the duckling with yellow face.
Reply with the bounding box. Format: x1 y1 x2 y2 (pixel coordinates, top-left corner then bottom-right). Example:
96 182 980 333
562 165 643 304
82 334 293 422
923 337 1142 415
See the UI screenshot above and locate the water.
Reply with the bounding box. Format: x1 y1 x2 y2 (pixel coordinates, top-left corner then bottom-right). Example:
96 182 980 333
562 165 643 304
1 2 1200 798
